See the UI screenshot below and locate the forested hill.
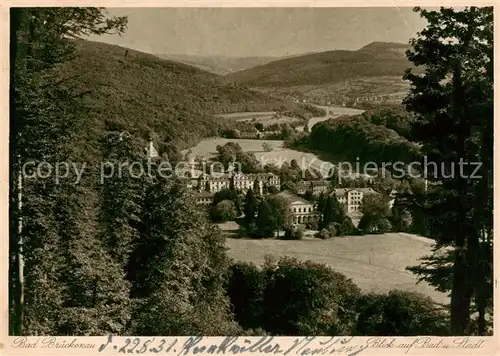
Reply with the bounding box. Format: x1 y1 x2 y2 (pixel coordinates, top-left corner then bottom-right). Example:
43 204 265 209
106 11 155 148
53 39 293 159
289 107 421 165
225 42 413 87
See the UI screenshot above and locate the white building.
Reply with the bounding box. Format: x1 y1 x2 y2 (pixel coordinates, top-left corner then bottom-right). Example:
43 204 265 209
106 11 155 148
232 173 261 193
333 187 380 213
277 191 320 225
198 172 280 195
193 191 213 206
199 173 231 193
295 180 329 196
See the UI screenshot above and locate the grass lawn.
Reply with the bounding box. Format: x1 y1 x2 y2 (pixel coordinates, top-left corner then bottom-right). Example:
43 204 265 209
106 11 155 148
184 138 334 176
183 138 283 159
225 232 449 305
308 106 365 130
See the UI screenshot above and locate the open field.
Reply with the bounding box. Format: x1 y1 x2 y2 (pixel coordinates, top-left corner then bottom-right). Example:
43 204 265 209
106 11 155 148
183 138 335 175
307 106 365 131
184 138 283 158
225 233 449 305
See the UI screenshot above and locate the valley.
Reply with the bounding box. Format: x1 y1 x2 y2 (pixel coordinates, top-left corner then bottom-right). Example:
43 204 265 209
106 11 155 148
13 6 492 338
185 105 365 175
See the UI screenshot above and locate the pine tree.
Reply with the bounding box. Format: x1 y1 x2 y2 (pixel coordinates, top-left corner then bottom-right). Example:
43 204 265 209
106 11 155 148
243 188 259 225
128 180 238 334
317 192 327 214
10 8 128 335
320 196 345 230
254 201 275 238
404 6 493 335
99 132 145 269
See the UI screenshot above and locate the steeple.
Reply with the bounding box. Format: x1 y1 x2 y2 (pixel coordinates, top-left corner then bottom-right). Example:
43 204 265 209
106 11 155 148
145 140 159 159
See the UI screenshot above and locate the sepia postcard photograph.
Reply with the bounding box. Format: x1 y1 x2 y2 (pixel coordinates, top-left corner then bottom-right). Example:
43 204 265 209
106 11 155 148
2 2 498 355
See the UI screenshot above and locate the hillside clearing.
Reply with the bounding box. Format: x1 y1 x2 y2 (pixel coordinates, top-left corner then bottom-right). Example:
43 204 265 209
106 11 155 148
225 233 448 304
183 138 335 175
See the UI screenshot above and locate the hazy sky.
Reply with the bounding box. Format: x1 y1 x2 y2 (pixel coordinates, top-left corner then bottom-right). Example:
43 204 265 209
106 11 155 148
88 8 428 57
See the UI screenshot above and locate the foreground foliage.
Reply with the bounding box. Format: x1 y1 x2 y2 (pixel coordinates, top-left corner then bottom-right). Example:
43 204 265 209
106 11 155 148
403 6 493 335
226 259 449 336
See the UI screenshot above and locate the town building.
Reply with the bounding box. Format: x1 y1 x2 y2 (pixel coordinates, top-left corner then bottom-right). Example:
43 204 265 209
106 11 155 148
199 173 231 193
310 180 329 195
257 173 281 192
333 187 380 213
198 172 280 195
295 181 307 195
239 128 263 139
232 172 257 192
193 191 214 206
295 180 330 196
277 191 320 225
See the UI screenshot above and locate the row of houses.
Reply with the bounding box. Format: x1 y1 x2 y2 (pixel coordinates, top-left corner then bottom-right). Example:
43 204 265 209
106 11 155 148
194 187 388 228
197 172 281 195
353 93 406 103
295 180 329 195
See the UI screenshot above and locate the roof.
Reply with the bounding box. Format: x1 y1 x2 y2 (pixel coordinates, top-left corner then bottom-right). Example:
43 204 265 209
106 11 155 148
333 188 380 197
201 172 278 181
233 172 279 181
277 191 313 205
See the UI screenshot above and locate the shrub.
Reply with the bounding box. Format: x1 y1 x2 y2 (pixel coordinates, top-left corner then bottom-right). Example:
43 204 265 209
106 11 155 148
358 216 392 234
210 200 237 222
316 224 337 239
262 142 273 152
338 217 358 236
261 257 361 335
240 327 268 336
281 226 304 240
294 226 305 239
306 220 319 231
354 290 450 336
316 228 329 240
226 262 266 330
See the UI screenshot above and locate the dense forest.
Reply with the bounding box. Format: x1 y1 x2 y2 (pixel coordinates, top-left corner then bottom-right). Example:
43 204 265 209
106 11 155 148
225 42 419 88
37 39 320 162
290 107 420 166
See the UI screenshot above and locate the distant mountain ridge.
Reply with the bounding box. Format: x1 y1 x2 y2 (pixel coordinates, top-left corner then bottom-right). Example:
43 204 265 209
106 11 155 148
224 42 414 88
155 54 281 75
358 41 410 53
155 52 321 76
